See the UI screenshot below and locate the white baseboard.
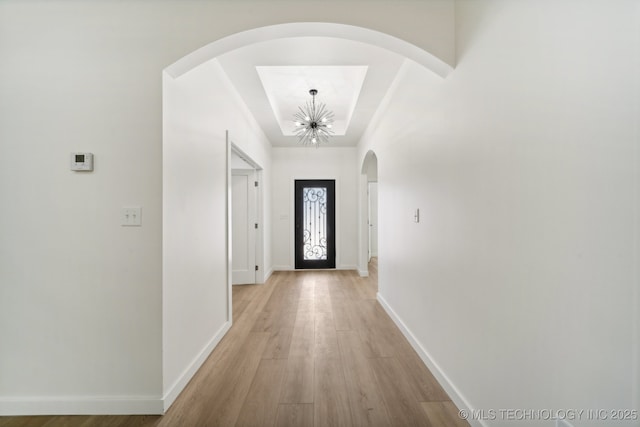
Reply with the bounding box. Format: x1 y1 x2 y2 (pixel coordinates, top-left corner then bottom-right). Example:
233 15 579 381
162 320 231 412
261 267 274 283
376 293 486 427
0 396 163 416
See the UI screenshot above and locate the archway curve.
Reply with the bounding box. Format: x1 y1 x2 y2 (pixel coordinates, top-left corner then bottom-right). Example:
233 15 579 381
164 22 453 79
361 149 379 177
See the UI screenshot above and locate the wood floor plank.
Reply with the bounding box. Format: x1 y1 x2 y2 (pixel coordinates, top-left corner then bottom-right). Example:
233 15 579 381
233 297 251 321
395 341 450 402
314 312 340 359
72 417 109 427
159 332 270 427
41 416 76 427
203 280 277 366
38 416 159 427
337 330 391 427
353 300 398 358
236 358 287 427
0 417 47 427
199 332 271 426
264 282 299 313
257 276 299 359
251 283 299 333
79 416 156 427
296 297 314 316
280 357 314 404
345 273 375 301
262 310 297 360
356 258 379 300
339 272 364 301
369 357 433 427
251 309 280 332
326 278 348 300
313 280 332 315
289 312 315 359
421 402 470 427
298 280 315 300
328 281 359 331
111 416 161 427
232 284 260 320
356 279 378 300
331 298 358 331
232 283 259 300
314 357 353 427
274 404 314 427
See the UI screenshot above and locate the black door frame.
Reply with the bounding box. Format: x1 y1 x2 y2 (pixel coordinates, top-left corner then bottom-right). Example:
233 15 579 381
295 180 336 269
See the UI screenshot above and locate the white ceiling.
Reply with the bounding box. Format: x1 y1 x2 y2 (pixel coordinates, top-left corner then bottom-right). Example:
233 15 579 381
216 37 406 147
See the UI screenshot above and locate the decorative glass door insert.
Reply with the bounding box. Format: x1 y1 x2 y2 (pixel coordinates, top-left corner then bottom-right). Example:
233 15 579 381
303 187 327 260
295 180 335 269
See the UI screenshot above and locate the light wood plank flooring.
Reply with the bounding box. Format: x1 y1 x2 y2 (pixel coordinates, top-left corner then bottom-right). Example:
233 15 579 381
0 259 469 427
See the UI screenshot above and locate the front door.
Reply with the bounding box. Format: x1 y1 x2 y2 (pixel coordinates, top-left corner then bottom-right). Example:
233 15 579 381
295 180 336 269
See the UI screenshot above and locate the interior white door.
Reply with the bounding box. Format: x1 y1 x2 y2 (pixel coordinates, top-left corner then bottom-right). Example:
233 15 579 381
232 169 256 285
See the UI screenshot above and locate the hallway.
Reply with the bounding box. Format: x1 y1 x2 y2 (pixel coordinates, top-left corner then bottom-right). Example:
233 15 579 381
0 261 469 427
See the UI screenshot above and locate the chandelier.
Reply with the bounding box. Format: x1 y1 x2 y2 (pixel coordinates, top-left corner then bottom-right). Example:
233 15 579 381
293 89 334 145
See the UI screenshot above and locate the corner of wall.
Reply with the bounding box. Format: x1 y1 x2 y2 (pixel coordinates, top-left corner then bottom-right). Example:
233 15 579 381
260 267 274 284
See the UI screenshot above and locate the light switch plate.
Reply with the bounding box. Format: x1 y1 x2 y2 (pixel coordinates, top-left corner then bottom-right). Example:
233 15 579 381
121 207 142 226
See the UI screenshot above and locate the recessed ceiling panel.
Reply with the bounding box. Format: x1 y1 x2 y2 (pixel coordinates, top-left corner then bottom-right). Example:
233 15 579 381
216 36 406 147
256 66 367 136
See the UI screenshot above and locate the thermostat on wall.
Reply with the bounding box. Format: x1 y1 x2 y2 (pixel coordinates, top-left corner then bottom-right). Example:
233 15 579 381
71 153 93 171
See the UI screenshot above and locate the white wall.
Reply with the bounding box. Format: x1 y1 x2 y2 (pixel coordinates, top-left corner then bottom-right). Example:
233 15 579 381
162 59 272 409
359 1 639 426
272 147 359 270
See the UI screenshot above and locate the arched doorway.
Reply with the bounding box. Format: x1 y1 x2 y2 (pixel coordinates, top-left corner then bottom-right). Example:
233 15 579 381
360 150 378 277
162 22 450 412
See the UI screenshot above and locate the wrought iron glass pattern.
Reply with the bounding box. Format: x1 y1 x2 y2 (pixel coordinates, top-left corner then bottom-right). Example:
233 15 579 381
302 187 328 260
